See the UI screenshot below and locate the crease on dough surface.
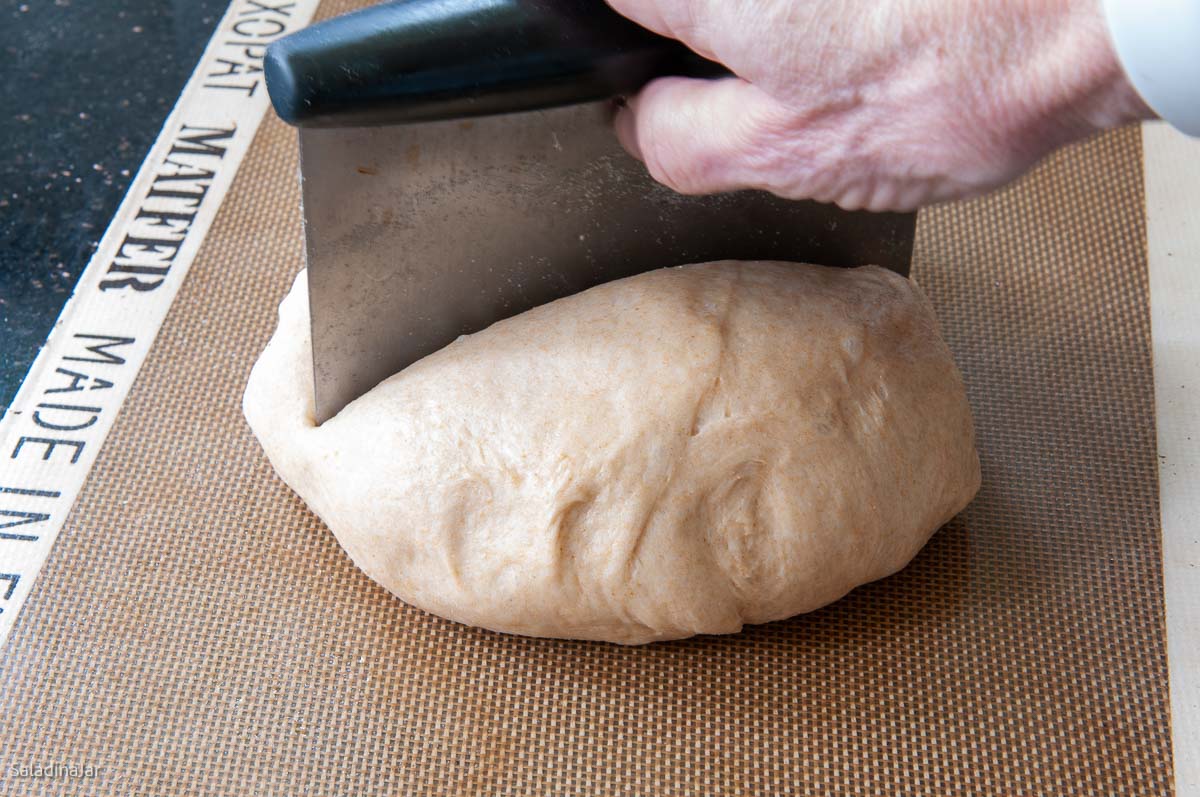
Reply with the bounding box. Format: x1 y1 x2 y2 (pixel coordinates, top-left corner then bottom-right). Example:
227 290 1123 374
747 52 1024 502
243 261 980 645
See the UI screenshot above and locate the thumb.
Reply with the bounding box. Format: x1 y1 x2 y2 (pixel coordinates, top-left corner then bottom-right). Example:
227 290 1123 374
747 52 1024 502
614 75 791 195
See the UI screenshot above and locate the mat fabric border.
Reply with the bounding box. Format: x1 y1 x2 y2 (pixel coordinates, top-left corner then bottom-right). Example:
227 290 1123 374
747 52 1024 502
0 0 321 645
1145 121 1200 797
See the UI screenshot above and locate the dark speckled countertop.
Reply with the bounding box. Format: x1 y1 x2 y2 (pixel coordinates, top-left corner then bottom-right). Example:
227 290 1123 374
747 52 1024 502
1 0 225 412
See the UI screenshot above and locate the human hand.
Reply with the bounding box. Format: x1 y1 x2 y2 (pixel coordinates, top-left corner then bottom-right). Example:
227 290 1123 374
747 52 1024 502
606 0 1152 210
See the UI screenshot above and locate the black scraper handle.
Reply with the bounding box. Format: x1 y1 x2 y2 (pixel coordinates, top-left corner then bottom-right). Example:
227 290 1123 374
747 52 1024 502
264 0 728 128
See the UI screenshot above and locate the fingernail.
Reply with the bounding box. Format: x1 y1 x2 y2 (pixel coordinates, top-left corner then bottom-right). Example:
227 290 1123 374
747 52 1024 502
613 105 643 162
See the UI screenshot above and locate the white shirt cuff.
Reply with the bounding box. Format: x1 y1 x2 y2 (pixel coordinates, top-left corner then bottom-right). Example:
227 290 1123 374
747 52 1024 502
1103 0 1200 136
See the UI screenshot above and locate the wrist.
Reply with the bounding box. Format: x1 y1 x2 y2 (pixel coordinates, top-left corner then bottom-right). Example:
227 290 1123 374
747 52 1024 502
1018 0 1152 139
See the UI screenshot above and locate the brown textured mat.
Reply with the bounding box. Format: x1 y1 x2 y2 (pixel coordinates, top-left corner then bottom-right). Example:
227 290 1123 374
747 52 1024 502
0 7 1172 794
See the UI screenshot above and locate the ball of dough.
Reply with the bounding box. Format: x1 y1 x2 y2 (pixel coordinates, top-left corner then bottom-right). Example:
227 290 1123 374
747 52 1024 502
244 261 979 645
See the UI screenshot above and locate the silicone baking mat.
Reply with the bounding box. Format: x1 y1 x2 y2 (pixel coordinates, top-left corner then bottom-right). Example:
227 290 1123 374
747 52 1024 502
0 5 1172 793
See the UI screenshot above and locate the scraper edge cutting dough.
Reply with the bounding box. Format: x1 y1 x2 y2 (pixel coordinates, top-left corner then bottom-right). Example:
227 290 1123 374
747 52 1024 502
243 261 980 645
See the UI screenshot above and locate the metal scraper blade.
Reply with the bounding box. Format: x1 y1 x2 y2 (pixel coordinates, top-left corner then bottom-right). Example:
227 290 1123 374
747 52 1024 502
299 102 916 424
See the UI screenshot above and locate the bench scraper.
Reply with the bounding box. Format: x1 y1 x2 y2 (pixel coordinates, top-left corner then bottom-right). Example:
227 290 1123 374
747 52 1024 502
264 0 916 424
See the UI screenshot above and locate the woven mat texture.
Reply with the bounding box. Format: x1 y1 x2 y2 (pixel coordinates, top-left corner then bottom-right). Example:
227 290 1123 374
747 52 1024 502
0 2 1172 792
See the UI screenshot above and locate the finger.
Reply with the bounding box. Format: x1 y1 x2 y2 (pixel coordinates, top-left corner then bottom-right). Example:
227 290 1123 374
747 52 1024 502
614 75 792 195
604 0 691 40
604 0 724 62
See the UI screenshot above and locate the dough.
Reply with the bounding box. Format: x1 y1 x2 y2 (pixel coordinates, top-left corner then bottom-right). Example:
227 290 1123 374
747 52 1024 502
244 261 979 644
